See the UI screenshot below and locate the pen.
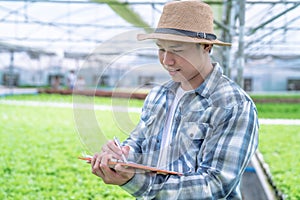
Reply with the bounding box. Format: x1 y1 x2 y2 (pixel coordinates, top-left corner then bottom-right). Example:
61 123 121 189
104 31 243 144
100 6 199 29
113 136 128 163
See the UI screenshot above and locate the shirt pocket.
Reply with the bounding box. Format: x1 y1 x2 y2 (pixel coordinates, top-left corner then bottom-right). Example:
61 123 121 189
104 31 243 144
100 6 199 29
140 107 158 132
140 104 160 125
140 109 161 154
174 122 209 158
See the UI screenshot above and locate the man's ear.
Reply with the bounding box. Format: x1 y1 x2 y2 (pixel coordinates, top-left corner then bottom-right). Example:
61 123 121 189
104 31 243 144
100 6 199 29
203 44 213 53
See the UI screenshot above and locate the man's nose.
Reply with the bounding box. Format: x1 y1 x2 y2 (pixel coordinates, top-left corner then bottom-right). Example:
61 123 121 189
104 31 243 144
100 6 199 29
163 51 175 66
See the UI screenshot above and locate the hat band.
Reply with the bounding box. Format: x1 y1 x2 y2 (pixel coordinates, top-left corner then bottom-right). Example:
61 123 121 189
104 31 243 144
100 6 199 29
154 28 217 40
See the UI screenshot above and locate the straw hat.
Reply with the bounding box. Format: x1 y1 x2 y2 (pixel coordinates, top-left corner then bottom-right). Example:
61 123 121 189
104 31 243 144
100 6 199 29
137 0 231 46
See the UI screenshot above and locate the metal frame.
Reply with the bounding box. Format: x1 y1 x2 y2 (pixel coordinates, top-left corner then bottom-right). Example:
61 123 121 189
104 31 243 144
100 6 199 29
0 0 299 86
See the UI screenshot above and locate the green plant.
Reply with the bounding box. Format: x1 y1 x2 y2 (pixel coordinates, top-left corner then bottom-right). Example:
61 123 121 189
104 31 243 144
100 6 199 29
0 105 134 199
259 125 300 200
256 103 300 119
1 94 300 199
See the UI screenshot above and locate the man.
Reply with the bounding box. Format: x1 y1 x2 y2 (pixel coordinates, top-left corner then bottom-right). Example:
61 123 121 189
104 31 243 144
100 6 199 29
67 70 76 90
91 1 259 199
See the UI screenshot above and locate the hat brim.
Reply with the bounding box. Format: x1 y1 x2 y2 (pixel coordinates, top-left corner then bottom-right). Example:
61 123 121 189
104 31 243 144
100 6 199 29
137 33 231 46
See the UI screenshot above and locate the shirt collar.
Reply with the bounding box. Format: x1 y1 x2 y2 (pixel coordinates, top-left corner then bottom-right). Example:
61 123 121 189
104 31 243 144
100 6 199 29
164 63 223 97
164 80 180 94
194 63 223 98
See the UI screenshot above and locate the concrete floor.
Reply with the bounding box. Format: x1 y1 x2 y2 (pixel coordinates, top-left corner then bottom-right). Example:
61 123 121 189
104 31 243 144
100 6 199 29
241 155 278 200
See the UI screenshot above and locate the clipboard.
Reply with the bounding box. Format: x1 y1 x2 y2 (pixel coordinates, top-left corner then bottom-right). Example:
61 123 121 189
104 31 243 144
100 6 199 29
78 156 183 176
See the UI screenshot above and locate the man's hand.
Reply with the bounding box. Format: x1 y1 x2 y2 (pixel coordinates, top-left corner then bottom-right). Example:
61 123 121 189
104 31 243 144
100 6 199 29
91 140 134 185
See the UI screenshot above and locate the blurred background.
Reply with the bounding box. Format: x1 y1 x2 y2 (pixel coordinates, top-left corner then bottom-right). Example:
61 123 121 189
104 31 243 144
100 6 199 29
0 0 299 93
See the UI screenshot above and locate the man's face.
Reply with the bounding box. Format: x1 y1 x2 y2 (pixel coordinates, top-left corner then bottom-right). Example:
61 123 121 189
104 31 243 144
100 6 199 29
156 39 209 90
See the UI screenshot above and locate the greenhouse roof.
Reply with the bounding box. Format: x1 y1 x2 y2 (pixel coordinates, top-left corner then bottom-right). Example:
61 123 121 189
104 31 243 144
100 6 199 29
0 0 299 57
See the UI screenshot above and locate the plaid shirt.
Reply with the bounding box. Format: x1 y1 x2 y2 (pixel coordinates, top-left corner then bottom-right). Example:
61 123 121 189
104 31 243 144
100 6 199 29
122 63 259 199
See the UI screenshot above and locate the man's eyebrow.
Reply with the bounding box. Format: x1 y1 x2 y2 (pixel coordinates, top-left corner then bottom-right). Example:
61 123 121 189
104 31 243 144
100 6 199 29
155 42 183 48
169 44 183 48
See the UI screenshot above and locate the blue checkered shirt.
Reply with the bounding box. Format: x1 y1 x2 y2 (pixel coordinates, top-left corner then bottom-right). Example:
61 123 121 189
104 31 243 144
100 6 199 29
121 63 259 199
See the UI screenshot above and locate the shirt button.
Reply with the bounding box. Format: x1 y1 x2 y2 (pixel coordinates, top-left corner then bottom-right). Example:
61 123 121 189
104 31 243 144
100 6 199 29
190 133 194 138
